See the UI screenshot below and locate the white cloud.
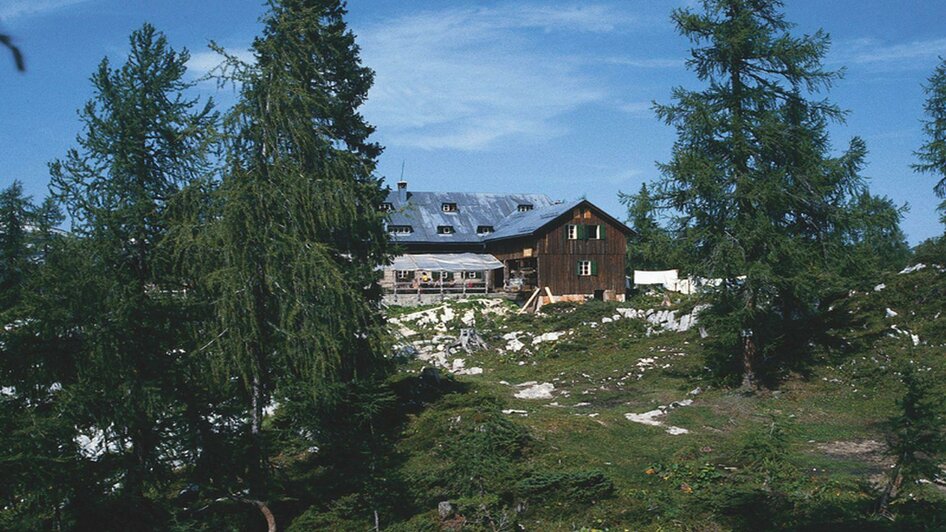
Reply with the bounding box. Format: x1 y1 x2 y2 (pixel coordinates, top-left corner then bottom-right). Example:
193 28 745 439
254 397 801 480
357 3 637 151
832 37 946 69
186 48 255 78
0 0 90 21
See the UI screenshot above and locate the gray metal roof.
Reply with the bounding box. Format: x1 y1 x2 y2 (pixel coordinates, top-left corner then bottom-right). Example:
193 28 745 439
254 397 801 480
483 199 585 241
384 189 632 245
384 190 556 244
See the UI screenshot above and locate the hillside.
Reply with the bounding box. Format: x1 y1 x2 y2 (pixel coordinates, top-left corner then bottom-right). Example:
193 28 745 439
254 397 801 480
303 263 946 531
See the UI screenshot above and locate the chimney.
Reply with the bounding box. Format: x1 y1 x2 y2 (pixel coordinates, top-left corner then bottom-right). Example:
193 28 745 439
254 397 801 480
397 180 408 202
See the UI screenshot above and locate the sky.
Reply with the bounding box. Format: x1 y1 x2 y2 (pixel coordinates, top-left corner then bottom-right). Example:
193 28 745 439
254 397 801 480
1 0 946 243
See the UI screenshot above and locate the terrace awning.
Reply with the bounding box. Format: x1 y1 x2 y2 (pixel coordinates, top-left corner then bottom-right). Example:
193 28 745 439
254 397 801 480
390 253 504 272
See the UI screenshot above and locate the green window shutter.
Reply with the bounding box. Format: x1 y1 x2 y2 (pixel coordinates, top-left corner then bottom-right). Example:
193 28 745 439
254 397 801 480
579 224 588 240
591 260 598 276
576 260 581 276
599 224 606 240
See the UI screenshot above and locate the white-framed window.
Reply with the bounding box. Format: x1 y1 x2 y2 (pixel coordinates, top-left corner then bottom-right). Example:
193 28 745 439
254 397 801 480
441 202 458 213
476 225 494 234
517 203 534 212
587 225 600 239
464 271 482 279
437 225 455 235
380 202 394 212
567 224 578 240
388 225 413 234
578 260 592 276
396 270 413 280
577 260 597 276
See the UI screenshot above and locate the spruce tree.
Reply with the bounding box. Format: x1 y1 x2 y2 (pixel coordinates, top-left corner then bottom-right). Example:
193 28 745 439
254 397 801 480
655 0 873 387
47 23 216 517
192 0 392 516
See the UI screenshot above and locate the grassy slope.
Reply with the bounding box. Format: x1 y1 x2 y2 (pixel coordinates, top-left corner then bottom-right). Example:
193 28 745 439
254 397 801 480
369 264 946 530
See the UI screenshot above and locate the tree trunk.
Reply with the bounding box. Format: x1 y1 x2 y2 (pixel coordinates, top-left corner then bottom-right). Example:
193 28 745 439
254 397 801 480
741 331 756 390
248 371 266 498
233 496 277 532
879 459 904 515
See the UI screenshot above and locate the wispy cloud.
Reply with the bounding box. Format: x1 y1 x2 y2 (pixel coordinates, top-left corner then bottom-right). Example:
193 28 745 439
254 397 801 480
602 56 682 68
357 3 638 151
832 36 946 70
0 0 90 22
186 48 255 78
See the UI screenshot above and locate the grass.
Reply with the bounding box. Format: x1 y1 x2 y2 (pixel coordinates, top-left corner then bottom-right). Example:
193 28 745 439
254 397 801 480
352 264 946 530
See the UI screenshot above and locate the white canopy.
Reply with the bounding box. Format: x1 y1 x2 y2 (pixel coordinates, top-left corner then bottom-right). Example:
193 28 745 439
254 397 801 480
391 253 504 272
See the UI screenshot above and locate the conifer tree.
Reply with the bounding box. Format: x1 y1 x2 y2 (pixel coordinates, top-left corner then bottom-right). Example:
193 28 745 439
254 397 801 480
46 23 216 515
880 362 946 514
192 0 392 516
914 58 946 224
620 183 676 271
0 180 32 311
655 0 874 387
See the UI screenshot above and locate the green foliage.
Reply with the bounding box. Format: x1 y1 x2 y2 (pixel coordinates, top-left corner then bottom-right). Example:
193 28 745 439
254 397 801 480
885 362 946 490
654 0 901 387
914 57 946 223
1 24 218 529
173 0 395 505
515 470 614 505
619 182 679 271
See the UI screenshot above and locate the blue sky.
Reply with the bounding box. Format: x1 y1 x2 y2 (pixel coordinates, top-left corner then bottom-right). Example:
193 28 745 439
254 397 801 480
2 0 945 243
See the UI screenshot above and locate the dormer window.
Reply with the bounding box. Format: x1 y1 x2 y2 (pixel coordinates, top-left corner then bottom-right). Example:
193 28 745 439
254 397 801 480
441 202 458 213
476 225 494 234
380 202 393 212
517 204 534 212
388 225 413 235
437 225 455 235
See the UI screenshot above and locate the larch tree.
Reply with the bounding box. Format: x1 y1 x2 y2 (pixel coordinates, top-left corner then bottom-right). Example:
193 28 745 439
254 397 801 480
190 0 393 518
0 180 32 311
47 23 216 515
654 0 877 387
914 57 946 225
620 182 677 272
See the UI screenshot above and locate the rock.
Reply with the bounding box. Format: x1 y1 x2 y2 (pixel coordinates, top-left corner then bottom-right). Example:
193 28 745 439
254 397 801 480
885 308 898 318
502 409 528 416
688 387 702 396
874 283 886 292
533 331 567 345
514 382 555 399
506 337 526 352
438 501 454 520
899 263 927 274
601 317 613 323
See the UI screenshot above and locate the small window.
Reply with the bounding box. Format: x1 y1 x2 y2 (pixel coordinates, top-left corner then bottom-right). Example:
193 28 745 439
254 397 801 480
577 259 597 277
396 270 413 280
463 271 482 279
388 225 413 235
380 202 394 212
476 225 494 234
437 225 455 235
578 260 592 276
441 202 458 213
567 224 578 240
517 204 534 212
587 225 601 239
